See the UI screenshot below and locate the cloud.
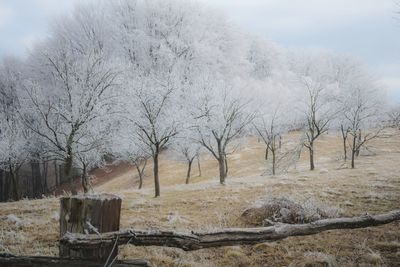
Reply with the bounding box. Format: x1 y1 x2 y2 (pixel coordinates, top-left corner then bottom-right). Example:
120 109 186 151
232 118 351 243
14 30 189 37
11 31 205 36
380 77 400 104
0 3 14 29
19 34 38 51
200 0 394 35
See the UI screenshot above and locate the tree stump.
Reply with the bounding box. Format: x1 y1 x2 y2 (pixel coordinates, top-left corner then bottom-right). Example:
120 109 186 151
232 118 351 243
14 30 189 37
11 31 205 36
59 194 122 262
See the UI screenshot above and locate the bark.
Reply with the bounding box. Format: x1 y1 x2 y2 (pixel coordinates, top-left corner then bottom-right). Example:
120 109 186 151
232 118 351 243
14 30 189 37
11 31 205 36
185 160 193 184
65 150 73 183
265 148 269 160
136 165 143 190
197 156 201 177
340 125 348 161
217 140 226 184
279 135 282 149
41 161 48 194
356 129 362 157
59 194 122 261
218 157 226 185
0 253 150 267
153 146 160 197
271 149 276 175
308 144 315 171
81 164 89 194
61 210 400 251
8 163 19 201
135 158 147 190
224 156 228 177
351 135 356 169
54 160 59 186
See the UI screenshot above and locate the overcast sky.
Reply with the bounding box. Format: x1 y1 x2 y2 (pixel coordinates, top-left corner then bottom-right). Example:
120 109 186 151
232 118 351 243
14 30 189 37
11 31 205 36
0 0 399 103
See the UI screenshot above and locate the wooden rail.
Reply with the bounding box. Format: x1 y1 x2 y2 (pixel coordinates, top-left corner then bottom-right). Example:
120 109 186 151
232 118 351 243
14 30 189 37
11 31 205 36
61 209 400 251
0 253 150 267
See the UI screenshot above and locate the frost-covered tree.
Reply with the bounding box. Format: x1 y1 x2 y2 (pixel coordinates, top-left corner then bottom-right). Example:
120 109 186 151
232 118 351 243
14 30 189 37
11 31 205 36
340 77 384 168
112 126 151 190
388 105 400 129
0 58 31 200
291 54 340 170
253 103 290 175
172 132 201 184
112 0 243 196
20 5 119 193
195 79 254 184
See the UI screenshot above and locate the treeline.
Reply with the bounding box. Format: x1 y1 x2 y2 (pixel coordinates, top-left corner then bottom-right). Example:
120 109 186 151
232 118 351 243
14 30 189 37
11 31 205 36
0 0 398 201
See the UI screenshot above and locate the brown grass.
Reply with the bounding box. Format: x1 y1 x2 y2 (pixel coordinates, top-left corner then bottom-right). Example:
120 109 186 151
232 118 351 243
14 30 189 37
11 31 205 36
0 130 399 266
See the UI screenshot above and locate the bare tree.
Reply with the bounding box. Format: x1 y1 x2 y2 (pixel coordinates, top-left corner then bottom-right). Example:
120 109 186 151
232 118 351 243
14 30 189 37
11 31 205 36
253 107 287 175
299 76 336 170
0 58 31 201
113 129 150 190
196 85 254 184
131 84 180 197
340 124 351 161
20 7 119 193
387 105 400 129
112 0 222 196
342 86 383 168
173 134 201 184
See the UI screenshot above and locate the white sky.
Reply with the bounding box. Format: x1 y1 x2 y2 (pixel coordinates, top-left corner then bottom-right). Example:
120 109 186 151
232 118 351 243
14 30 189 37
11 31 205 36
0 0 399 103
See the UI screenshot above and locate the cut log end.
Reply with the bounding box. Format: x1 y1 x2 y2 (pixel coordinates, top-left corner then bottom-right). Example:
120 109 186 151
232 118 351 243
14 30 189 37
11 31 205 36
59 194 122 262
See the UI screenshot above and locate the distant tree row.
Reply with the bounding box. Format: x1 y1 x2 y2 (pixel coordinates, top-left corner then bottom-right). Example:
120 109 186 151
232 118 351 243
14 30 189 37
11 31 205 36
0 0 396 200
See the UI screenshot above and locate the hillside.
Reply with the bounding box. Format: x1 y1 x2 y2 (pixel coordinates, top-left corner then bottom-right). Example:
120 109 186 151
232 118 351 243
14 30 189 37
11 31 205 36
1 130 399 266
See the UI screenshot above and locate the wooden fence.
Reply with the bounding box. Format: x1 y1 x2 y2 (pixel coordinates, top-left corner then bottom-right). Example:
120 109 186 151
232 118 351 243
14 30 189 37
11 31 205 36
1 194 399 267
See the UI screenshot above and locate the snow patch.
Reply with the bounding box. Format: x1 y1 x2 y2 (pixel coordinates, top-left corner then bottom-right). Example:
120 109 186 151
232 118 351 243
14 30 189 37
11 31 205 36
5 214 30 227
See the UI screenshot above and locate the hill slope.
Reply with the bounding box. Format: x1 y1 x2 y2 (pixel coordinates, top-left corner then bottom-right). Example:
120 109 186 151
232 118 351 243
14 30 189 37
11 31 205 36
1 130 399 266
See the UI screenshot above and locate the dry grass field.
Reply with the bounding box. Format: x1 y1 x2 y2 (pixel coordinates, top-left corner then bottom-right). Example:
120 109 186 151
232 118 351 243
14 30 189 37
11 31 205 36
1 130 399 266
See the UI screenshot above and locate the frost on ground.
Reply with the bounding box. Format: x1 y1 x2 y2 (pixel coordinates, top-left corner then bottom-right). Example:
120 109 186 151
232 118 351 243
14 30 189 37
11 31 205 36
241 196 342 226
5 214 30 227
0 130 399 266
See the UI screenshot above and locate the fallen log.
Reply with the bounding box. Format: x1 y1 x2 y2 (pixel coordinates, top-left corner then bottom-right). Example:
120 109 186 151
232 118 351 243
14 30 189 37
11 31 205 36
61 209 400 251
0 253 151 267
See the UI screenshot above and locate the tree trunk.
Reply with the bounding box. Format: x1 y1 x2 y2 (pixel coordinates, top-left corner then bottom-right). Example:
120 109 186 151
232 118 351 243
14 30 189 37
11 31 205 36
308 144 315 171
59 194 122 262
136 165 143 190
153 146 160 197
341 125 348 161
42 161 48 194
356 129 362 157
218 157 226 185
185 160 193 184
197 156 201 177
62 210 400 252
265 148 269 160
55 160 59 187
279 135 282 149
224 156 228 177
272 149 276 175
134 159 147 190
8 163 19 201
81 164 90 194
217 141 226 184
64 148 74 184
351 135 356 169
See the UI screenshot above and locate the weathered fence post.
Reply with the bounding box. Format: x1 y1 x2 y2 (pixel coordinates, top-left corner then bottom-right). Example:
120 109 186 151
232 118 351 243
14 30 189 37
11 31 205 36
59 194 122 261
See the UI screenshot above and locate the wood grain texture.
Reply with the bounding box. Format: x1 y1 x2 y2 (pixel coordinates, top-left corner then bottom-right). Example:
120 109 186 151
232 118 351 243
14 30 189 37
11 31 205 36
0 253 150 267
61 210 400 251
59 194 122 261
